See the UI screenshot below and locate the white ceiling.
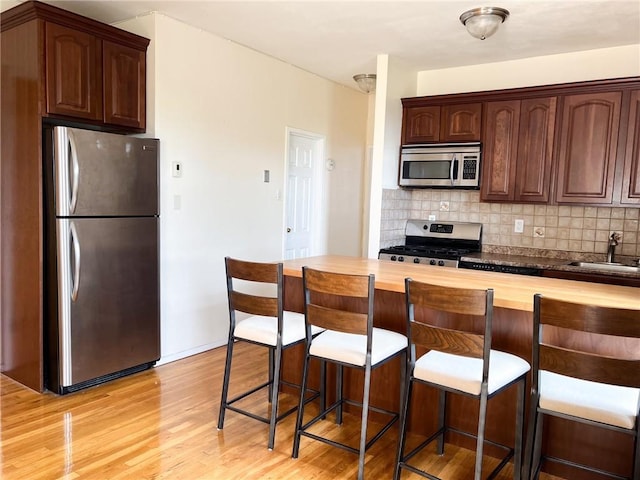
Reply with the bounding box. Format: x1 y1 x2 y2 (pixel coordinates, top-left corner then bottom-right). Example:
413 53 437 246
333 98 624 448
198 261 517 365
2 1 640 90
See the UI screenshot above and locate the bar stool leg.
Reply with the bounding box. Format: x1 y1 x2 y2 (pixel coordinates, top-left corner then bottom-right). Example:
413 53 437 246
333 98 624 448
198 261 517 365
522 389 539 479
267 343 282 450
513 379 525 480
217 335 235 430
398 350 407 426
268 348 274 400
437 390 446 455
634 419 640 480
336 364 343 424
394 371 413 480
357 362 373 480
474 384 489 480
530 412 544 480
292 345 312 459
319 359 327 420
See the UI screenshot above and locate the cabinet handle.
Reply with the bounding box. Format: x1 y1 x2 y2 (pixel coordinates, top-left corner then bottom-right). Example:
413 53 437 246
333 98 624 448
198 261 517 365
287 227 291 233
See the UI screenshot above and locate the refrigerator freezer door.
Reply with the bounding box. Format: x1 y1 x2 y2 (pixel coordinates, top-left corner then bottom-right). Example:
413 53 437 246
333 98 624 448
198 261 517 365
53 126 158 217
56 217 160 388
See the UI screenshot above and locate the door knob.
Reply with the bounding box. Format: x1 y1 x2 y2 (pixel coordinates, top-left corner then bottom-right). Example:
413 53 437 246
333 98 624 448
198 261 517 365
287 227 291 233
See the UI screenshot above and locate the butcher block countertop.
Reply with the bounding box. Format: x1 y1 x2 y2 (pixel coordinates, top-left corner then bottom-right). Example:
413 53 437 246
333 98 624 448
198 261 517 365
282 255 640 312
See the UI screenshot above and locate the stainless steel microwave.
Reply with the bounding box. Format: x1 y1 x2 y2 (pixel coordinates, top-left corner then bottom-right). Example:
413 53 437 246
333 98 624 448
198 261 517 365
399 143 481 188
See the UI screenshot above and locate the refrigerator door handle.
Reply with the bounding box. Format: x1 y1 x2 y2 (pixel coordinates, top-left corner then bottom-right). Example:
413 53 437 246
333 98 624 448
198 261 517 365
70 222 80 302
68 130 80 214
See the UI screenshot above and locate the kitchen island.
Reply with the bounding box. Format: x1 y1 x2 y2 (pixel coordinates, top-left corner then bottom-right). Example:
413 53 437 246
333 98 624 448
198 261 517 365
281 255 639 480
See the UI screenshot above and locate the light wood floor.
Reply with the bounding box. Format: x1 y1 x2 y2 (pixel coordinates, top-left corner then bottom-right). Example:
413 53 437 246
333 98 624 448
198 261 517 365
0 343 564 479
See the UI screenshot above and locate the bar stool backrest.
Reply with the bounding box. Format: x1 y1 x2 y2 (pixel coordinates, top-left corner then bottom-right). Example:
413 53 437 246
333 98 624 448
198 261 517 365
405 279 493 362
225 257 282 327
302 267 374 337
533 294 640 388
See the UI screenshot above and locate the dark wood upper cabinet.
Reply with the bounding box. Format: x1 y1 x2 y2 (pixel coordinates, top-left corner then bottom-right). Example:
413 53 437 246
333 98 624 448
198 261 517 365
555 92 622 204
403 78 640 206
402 103 481 144
481 100 520 201
402 106 440 143
440 103 482 142
44 25 147 130
622 90 640 204
514 97 557 202
3 0 149 132
103 41 146 129
481 97 556 203
46 23 102 121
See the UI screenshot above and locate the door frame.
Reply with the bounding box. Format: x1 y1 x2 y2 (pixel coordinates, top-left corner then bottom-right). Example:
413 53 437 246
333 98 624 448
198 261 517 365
282 127 327 258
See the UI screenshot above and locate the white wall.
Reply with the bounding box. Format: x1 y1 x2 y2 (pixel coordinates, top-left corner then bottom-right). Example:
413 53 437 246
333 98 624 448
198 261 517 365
117 14 368 364
365 54 417 258
417 45 640 95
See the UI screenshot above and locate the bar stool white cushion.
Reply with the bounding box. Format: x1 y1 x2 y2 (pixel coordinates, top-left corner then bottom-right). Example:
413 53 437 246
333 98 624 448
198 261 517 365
414 350 530 396
539 370 640 429
309 328 408 367
235 311 323 347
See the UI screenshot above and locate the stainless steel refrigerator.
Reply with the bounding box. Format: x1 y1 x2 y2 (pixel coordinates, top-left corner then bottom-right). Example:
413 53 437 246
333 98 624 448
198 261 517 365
43 125 160 394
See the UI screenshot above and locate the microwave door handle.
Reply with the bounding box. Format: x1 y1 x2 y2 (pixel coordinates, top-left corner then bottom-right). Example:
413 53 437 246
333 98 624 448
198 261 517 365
450 154 456 186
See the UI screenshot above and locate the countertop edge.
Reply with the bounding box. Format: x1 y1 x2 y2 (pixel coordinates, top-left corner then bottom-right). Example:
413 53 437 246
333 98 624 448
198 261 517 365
460 253 640 279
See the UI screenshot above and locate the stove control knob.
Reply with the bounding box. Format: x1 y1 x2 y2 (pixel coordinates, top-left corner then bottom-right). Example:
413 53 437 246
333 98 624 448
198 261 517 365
398 256 405 262
429 259 436 265
438 260 445 266
390 256 397 261
413 258 420 264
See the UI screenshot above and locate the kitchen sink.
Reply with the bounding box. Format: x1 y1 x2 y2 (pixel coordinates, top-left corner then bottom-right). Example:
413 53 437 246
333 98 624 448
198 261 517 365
568 261 640 274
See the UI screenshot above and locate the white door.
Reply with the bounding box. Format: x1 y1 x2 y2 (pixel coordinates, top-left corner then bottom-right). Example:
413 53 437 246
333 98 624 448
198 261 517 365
284 131 323 260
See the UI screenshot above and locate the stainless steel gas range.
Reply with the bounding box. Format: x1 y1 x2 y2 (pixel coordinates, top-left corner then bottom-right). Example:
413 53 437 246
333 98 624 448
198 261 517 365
378 219 482 268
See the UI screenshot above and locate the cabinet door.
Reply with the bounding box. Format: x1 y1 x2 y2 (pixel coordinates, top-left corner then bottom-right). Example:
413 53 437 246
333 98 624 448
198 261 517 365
622 90 640 204
103 41 146 130
45 23 102 121
514 97 557 203
481 100 520 201
402 106 440 143
555 92 621 204
441 103 482 142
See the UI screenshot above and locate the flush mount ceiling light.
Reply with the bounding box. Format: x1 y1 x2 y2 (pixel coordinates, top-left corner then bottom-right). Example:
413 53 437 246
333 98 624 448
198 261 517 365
459 7 510 40
353 74 376 93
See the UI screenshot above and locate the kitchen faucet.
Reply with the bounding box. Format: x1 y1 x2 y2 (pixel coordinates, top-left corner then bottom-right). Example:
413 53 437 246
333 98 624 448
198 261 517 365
606 232 620 263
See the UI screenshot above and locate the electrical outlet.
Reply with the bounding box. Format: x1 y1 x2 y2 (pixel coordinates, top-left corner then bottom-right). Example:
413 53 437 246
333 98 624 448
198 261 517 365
514 219 524 233
428 214 436 221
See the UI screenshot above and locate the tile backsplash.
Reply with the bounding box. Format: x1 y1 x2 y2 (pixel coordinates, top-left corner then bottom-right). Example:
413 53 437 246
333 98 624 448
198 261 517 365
380 189 640 259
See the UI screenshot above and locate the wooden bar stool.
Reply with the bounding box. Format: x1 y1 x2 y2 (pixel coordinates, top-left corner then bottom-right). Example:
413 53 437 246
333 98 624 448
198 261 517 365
395 278 530 480
523 294 640 480
291 267 408 480
217 257 322 450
